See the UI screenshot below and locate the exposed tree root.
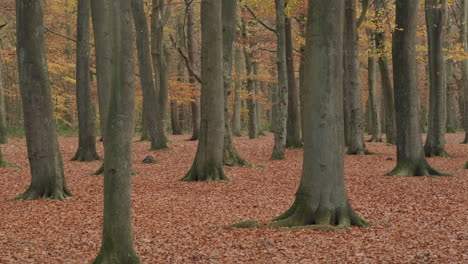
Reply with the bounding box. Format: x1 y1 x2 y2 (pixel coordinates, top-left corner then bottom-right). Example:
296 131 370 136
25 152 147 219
233 200 369 230
346 147 373 155
223 146 249 167
71 149 100 162
424 148 454 158
181 163 229 182
385 161 452 177
14 185 72 200
93 164 104 175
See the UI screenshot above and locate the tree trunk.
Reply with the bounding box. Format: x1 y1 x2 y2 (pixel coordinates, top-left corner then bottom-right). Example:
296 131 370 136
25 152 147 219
236 0 368 229
151 0 170 149
131 0 162 149
15 0 71 200
185 0 200 141
344 0 368 155
446 91 457 133
182 0 228 181
72 0 100 162
387 0 449 177
424 0 450 157
271 0 288 160
170 100 182 135
367 31 382 142
285 16 302 148
462 0 468 143
222 0 247 167
375 0 397 145
243 38 258 139
93 0 141 262
253 63 266 136
0 54 7 144
232 46 243 137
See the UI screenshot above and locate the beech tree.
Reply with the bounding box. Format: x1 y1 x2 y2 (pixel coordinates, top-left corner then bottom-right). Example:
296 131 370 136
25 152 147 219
232 45 243 137
181 0 227 181
15 0 71 200
367 31 382 142
92 0 140 262
462 0 468 144
271 0 288 160
72 0 100 162
387 0 449 177
235 0 368 229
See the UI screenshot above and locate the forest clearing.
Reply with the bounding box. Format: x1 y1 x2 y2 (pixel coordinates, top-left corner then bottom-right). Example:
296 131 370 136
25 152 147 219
0 133 467 263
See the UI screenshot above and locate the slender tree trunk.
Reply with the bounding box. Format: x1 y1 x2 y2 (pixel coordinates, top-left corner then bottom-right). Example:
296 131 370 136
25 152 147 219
462 0 468 143
222 0 247 166
344 0 368 155
132 0 163 150
139 108 149 141
367 31 382 142
242 34 258 139
0 55 7 144
151 0 170 149
424 0 450 157
93 0 141 262
285 16 302 148
171 101 182 135
182 0 228 181
185 0 200 141
15 0 71 200
387 0 449 177
232 46 243 136
235 0 368 229
253 62 265 136
271 0 288 160
73 0 100 162
446 91 457 133
375 0 397 145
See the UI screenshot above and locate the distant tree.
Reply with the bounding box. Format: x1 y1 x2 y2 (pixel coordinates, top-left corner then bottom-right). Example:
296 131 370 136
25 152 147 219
424 0 450 157
92 0 140 263
462 0 468 143
235 0 368 229
181 0 228 181
15 0 71 200
131 0 162 150
232 45 243 137
72 0 100 162
0 56 7 145
366 30 382 142
387 0 449 177
271 0 288 160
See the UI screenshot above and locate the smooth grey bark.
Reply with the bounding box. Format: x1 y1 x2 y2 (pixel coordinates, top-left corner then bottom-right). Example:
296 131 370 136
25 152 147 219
285 16 302 148
271 0 288 160
462 0 468 143
92 0 140 263
424 0 450 157
151 0 170 149
387 0 449 177
241 19 258 139
232 45 243 137
446 90 457 133
0 55 7 144
222 0 247 167
235 0 368 229
375 0 397 145
344 0 368 155
367 31 382 142
15 0 71 200
182 0 228 181
73 0 100 162
131 0 162 150
185 0 200 141
170 100 182 135
253 62 266 136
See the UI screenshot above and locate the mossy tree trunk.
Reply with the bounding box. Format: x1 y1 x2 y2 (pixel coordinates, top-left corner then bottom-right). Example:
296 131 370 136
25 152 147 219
285 16 302 148
132 0 163 150
181 0 228 182
271 0 288 160
375 0 397 145
424 0 450 157
344 0 368 155
236 0 368 229
367 30 382 142
387 0 449 177
232 46 243 137
185 0 200 141
15 0 71 200
92 0 141 263
151 0 170 149
73 0 100 162
222 0 247 167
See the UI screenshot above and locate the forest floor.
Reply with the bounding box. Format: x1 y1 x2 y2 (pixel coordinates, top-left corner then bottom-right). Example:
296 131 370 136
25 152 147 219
0 132 467 263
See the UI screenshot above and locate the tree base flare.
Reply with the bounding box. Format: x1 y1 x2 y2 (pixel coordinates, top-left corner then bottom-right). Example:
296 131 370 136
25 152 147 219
464 162 468 169
93 164 104 175
286 139 303 149
223 147 249 167
92 248 140 264
346 147 372 155
181 164 229 182
14 186 72 200
424 148 453 158
385 161 452 177
71 149 100 162
367 136 383 143
270 151 285 160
